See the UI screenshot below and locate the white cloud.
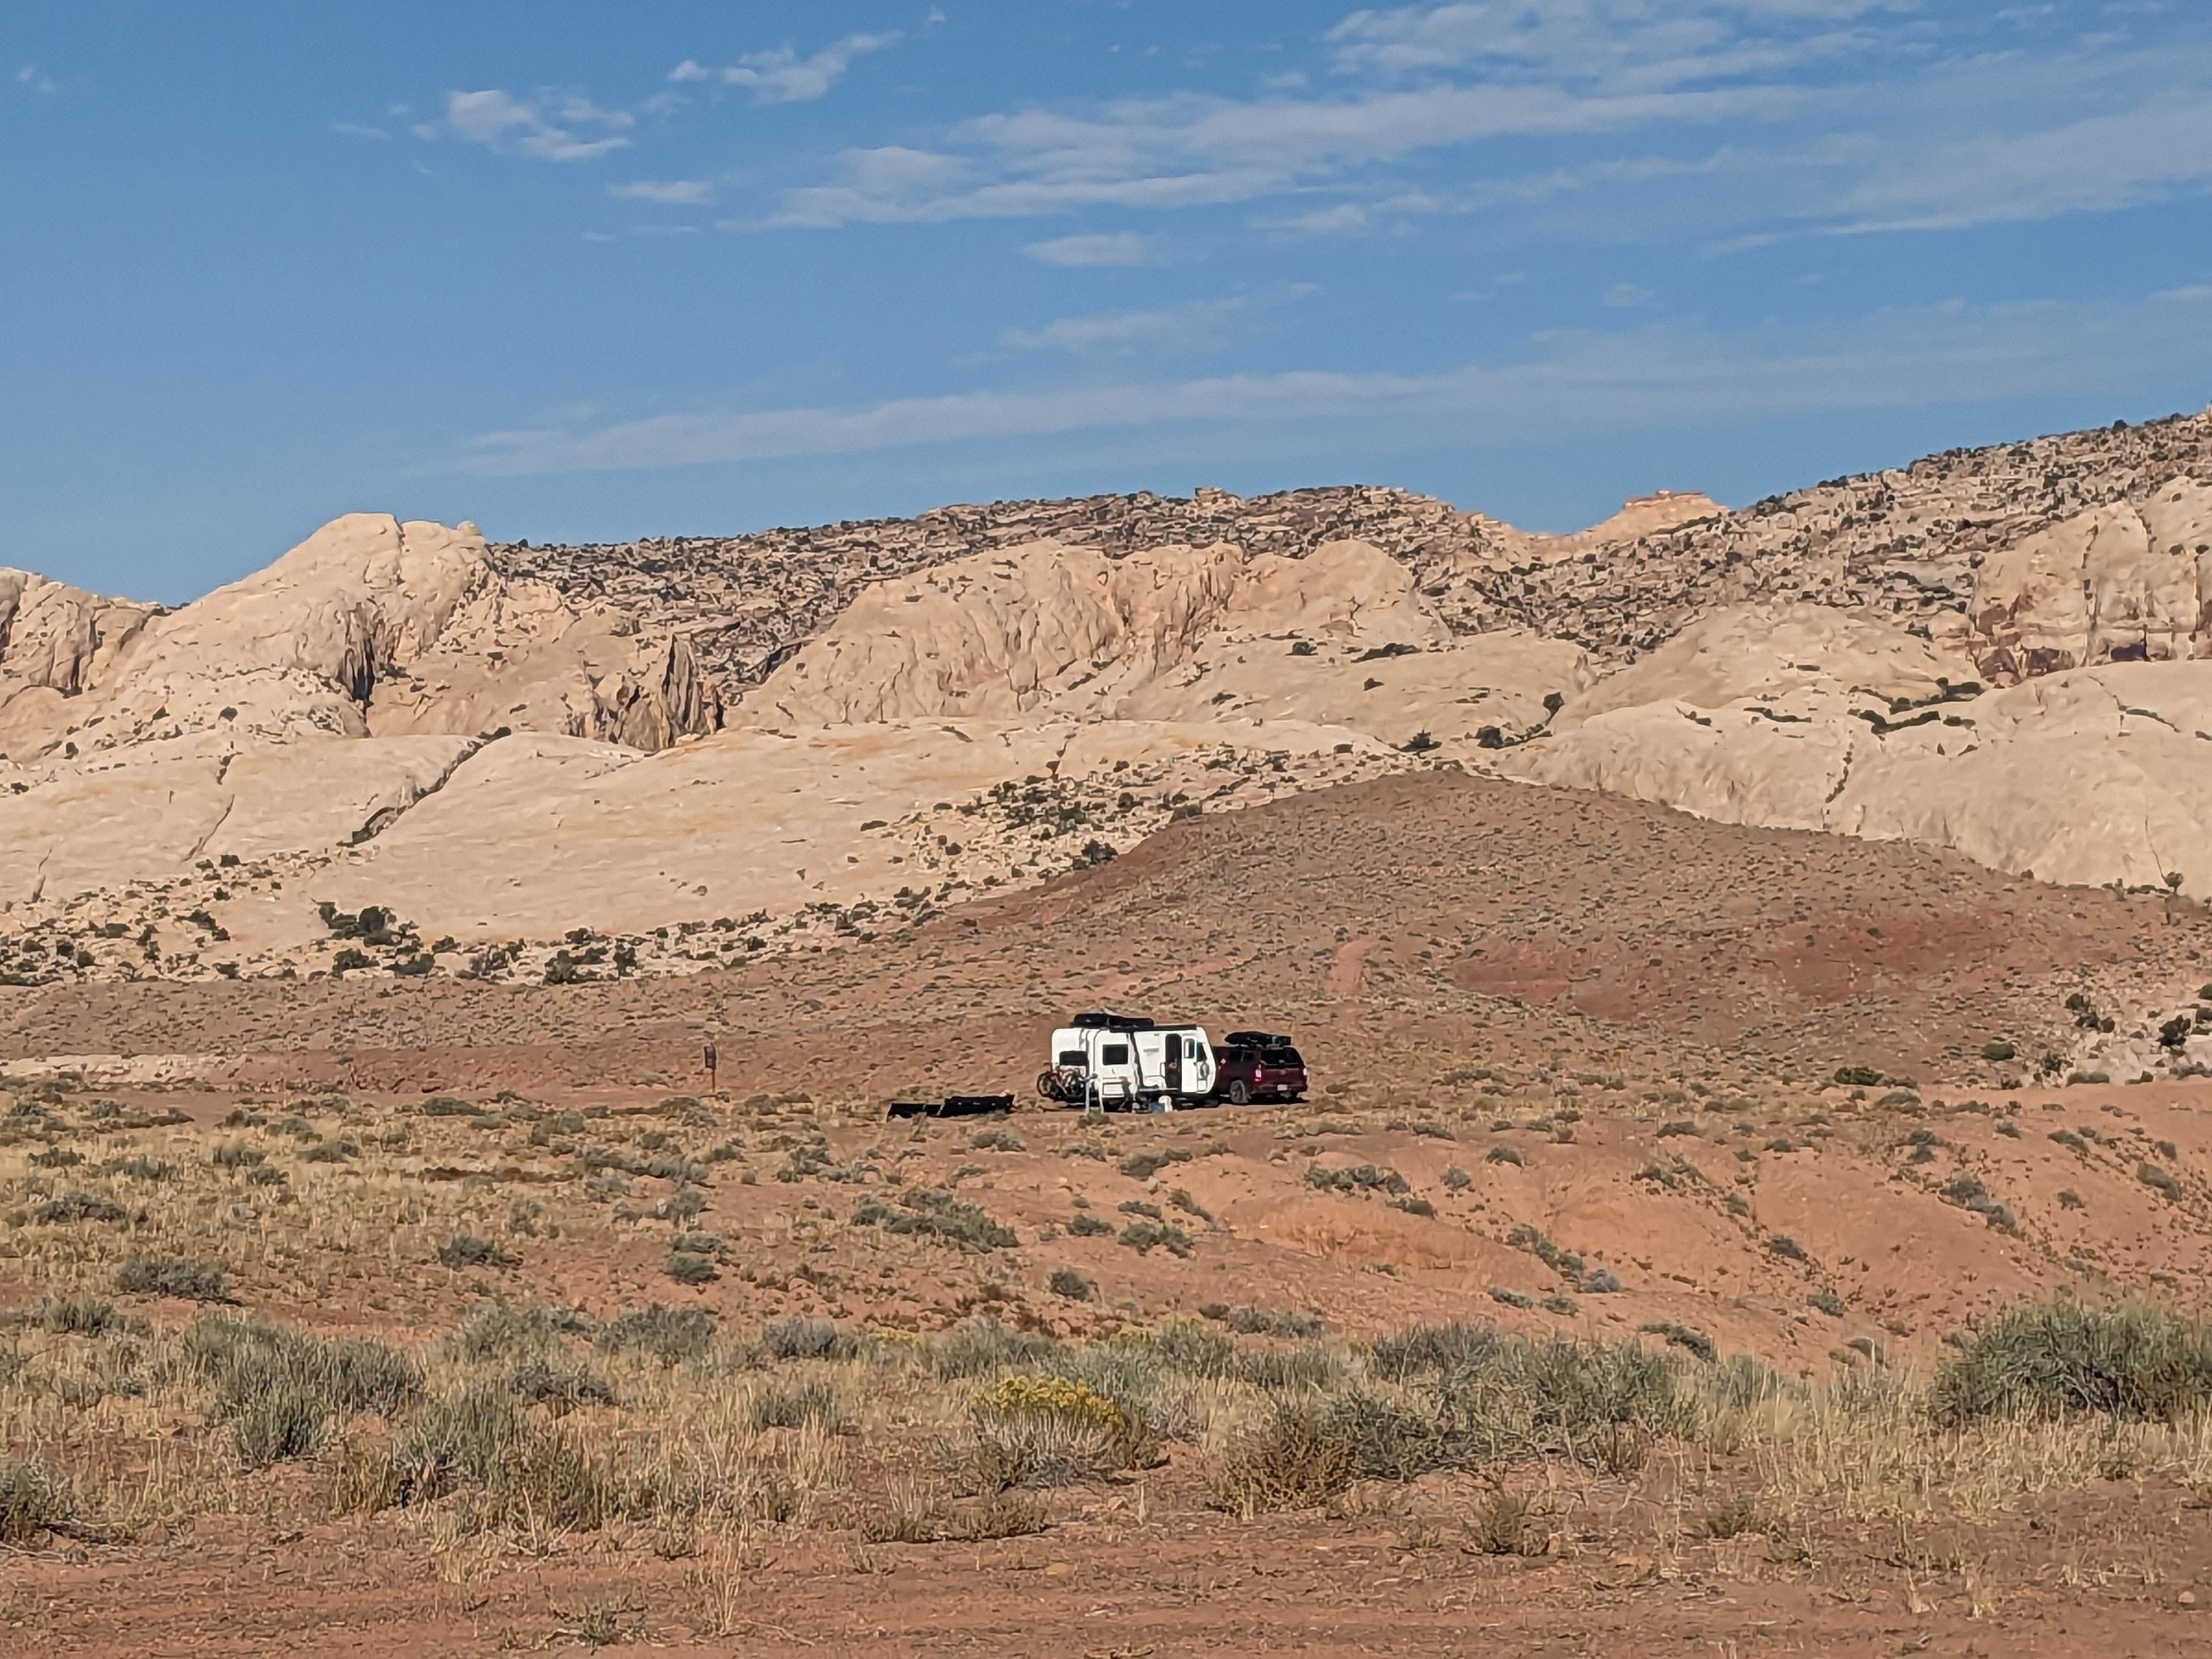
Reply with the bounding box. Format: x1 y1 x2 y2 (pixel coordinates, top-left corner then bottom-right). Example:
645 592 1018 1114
751 75 1812 229
1020 231 1161 266
1327 1 1906 90
1604 281 1655 307
331 121 391 141
671 32 901 104
445 88 632 162
1820 90 2212 233
455 289 2212 477
2159 285 2212 303
610 179 713 205
724 3 2208 248
1000 287 1318 352
16 64 57 94
1253 202 1372 237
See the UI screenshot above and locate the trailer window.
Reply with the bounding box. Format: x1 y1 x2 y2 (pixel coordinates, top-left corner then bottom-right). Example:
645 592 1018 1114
1101 1043 1130 1065
1057 1049 1086 1068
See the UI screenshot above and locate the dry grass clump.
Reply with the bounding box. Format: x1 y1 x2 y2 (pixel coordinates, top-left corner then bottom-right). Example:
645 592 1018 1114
0 1454 86 1544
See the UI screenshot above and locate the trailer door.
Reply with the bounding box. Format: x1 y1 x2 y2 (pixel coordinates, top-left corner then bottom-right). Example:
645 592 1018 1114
1164 1032 1183 1094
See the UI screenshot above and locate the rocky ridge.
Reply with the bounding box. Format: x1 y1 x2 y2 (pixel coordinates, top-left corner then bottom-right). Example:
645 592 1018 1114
4 404 2212 1072
492 410 2212 701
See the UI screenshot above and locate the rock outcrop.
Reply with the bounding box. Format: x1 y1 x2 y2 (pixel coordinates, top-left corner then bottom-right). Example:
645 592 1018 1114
1954 478 2212 680
748 535 1587 752
0 514 721 765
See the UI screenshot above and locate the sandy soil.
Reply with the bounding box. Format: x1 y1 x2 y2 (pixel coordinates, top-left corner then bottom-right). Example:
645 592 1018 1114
6 774 2212 1654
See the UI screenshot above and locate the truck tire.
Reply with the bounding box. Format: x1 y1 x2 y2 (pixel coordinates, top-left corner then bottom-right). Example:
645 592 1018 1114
1227 1080 1251 1105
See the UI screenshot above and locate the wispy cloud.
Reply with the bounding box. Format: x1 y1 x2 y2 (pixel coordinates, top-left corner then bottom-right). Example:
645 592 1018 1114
1252 202 1372 238
331 121 391 141
751 71 1818 229
670 32 901 104
1821 89 2212 233
455 288 2212 476
1021 231 1163 266
609 179 713 205
1327 1 1908 85
15 64 57 94
1000 287 1319 353
445 88 633 162
717 4 2209 250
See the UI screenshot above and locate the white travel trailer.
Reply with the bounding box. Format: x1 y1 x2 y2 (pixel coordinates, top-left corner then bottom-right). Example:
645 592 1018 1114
1037 1012 1216 1111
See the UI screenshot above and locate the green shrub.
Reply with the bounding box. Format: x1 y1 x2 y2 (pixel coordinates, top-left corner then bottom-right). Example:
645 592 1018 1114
748 1378 847 1433
114 1256 232 1302
1047 1267 1093 1301
2140 1163 2184 1202
760 1316 855 1361
1370 1319 1500 1380
664 1250 717 1285
15 1295 140 1337
952 1491 1047 1540
183 1314 422 1469
1306 1163 1410 1194
1637 1321 1717 1363
1931 1299 2212 1425
1222 1306 1322 1339
31 1191 126 1226
230 1384 330 1469
505 1360 616 1415
966 1373 1144 1489
851 1188 1017 1250
596 1305 715 1366
0 1455 80 1545
437 1234 520 1271
926 1316 1059 1380
1118 1149 1192 1181
1067 1212 1113 1237
1119 1220 1193 1257
438 1300 585 1363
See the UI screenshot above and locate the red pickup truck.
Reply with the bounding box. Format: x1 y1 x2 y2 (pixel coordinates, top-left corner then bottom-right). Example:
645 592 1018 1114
1211 1030 1308 1104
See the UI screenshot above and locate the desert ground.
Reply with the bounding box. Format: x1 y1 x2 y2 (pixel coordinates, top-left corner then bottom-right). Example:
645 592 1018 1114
8 411 2212 1651
9 770 2212 1654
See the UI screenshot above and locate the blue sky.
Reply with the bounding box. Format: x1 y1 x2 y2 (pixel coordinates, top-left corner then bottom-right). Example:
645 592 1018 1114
5 1 2211 600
